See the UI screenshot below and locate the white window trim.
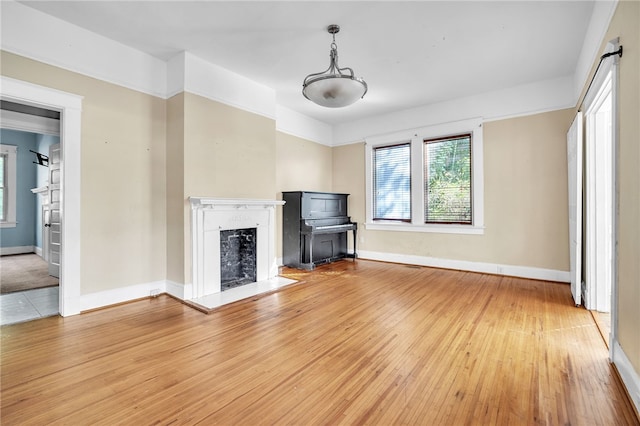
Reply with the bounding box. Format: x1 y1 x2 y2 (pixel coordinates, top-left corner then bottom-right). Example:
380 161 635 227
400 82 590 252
0 144 18 228
365 117 484 235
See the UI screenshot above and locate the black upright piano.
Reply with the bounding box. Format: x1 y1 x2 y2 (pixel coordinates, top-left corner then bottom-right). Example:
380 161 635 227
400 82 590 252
282 191 357 270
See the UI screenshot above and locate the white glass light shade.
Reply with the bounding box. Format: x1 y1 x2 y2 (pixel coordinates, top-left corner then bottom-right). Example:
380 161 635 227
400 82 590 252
303 75 367 108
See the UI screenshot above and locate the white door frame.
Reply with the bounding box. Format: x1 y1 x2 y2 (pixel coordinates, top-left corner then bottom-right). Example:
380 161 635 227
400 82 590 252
0 76 83 317
566 111 583 307
581 39 619 350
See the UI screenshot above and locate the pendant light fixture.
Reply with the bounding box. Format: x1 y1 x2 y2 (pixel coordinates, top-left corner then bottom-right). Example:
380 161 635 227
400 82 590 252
302 24 368 108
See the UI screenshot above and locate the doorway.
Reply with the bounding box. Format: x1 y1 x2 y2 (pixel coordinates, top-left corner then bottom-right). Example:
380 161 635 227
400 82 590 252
582 40 619 352
585 70 613 314
1 76 82 317
0 110 61 325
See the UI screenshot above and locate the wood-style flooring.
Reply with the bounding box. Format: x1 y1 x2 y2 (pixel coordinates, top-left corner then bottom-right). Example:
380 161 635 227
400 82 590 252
1 260 637 425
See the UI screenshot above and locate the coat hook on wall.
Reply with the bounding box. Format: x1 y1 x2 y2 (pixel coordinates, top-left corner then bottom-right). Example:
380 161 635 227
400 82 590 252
29 150 49 167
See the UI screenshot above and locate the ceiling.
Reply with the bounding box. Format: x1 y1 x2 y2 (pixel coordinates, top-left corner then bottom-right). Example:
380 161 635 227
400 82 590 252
18 1 596 126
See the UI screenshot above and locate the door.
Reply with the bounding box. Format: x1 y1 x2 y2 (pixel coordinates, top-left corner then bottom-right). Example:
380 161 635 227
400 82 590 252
42 204 50 262
567 111 583 306
47 143 61 278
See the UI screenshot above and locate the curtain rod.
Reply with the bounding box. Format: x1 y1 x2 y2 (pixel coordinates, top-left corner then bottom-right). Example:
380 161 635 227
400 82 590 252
578 46 623 112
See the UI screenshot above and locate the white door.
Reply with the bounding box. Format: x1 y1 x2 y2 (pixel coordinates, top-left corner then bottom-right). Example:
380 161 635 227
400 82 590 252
47 143 61 278
567 112 583 307
42 205 50 262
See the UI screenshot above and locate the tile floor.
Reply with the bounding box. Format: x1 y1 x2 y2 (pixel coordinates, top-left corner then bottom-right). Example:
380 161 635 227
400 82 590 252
0 286 59 326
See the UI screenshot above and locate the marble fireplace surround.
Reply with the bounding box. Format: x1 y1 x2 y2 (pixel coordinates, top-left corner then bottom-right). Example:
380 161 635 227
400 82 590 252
189 197 295 309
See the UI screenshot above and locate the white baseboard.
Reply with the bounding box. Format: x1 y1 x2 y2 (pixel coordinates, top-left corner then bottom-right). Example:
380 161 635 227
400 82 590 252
66 252 568 314
34 246 43 257
612 338 640 415
166 280 192 300
357 250 570 283
0 245 35 256
76 280 167 313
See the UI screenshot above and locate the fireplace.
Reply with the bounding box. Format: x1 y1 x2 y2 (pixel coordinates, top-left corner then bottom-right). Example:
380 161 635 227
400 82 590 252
189 197 285 300
220 227 257 291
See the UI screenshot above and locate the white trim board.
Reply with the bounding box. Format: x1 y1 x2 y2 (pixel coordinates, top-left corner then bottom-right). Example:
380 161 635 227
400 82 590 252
1 0 166 98
612 339 640 415
1 0 618 149
333 75 575 146
72 280 167 314
0 246 35 256
358 250 570 283
0 110 60 136
275 105 333 147
166 280 192 301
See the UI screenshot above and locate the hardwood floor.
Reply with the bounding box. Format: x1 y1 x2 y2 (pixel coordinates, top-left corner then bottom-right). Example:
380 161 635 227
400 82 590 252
1 260 637 425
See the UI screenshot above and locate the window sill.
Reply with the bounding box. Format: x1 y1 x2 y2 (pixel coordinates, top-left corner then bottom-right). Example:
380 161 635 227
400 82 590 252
0 221 17 229
365 222 484 235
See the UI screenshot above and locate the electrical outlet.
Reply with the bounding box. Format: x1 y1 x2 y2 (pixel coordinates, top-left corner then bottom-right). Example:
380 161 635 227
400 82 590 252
150 289 160 297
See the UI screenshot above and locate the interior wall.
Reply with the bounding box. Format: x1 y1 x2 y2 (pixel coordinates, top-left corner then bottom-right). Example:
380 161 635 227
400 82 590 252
276 132 333 194
0 51 168 294
332 109 573 272
183 92 276 199
275 131 333 258
179 92 277 284
598 0 639 376
165 93 185 284
0 129 37 249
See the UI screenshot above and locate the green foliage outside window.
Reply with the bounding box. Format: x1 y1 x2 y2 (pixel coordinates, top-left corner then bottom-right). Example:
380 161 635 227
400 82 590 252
424 135 472 224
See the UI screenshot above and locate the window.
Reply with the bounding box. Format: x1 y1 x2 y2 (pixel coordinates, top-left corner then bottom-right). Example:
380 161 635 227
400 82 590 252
365 118 483 234
0 153 5 221
424 134 472 224
0 144 17 228
373 143 411 221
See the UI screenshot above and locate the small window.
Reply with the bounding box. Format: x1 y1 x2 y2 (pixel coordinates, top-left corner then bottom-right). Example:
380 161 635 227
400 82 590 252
373 143 411 221
0 145 17 228
424 134 472 224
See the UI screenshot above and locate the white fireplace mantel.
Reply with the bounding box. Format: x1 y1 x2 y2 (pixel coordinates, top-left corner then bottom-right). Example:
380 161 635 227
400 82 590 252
189 197 285 300
190 197 285 209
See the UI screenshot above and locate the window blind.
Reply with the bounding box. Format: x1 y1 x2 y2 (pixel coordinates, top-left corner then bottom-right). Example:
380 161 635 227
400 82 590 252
424 134 472 224
373 143 411 221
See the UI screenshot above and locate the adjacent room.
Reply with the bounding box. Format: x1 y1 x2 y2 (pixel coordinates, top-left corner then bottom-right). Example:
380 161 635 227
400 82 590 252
1 1 638 424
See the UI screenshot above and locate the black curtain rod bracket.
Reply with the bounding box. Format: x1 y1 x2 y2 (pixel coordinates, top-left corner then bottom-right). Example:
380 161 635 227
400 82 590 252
578 45 623 112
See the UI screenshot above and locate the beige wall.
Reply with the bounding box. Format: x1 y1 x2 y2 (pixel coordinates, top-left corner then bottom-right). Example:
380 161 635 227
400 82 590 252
275 131 333 257
276 132 333 193
333 109 573 271
183 93 276 200
169 93 278 284
166 93 185 284
599 0 640 375
332 142 365 223
1 51 167 294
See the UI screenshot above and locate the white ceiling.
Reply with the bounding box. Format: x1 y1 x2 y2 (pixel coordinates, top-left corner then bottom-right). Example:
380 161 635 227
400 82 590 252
18 1 596 126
